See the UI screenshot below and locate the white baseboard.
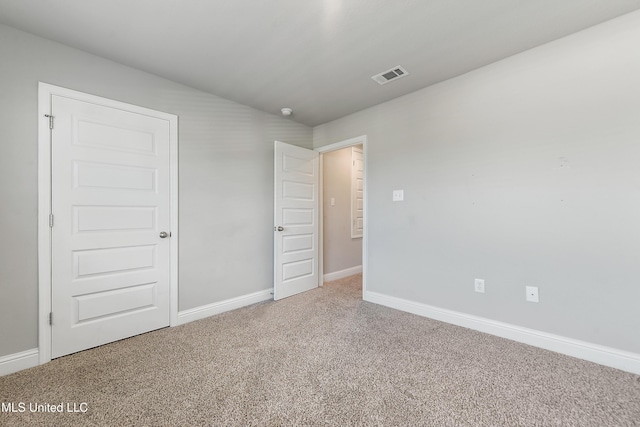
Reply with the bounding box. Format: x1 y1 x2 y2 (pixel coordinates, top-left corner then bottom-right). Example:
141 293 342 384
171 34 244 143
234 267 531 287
0 348 39 377
323 265 362 282
364 290 640 375
177 289 272 326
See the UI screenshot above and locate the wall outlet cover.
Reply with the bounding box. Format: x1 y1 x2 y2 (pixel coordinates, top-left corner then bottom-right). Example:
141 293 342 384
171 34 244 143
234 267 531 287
474 278 485 293
526 286 539 303
392 190 404 202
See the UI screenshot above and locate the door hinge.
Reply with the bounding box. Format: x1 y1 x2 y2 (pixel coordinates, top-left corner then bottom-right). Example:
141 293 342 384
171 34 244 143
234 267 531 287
49 312 53 325
45 114 54 130
49 214 54 228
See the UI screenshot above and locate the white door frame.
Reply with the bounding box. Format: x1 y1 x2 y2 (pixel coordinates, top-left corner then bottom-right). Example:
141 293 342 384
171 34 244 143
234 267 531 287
37 82 179 364
315 135 368 296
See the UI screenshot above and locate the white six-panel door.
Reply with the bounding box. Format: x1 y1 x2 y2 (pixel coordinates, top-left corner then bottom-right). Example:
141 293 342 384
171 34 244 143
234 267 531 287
50 95 171 358
273 141 319 300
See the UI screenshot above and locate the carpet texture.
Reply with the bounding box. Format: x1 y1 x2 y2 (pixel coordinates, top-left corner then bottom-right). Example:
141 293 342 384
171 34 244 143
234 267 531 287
1 274 639 426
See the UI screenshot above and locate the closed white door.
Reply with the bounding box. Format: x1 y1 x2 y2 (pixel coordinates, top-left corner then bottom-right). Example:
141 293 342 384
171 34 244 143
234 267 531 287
51 95 171 358
273 141 319 300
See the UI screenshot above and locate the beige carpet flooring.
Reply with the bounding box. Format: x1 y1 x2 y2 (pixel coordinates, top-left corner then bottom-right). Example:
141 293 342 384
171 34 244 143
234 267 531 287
1 274 639 426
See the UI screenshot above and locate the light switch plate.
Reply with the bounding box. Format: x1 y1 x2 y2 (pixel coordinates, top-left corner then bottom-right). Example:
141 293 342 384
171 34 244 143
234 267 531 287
330 197 335 206
392 190 404 202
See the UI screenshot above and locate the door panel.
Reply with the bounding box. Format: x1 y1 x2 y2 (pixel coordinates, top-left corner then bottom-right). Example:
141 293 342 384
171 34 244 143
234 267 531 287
75 283 157 322
74 206 156 233
51 95 171 358
274 141 319 300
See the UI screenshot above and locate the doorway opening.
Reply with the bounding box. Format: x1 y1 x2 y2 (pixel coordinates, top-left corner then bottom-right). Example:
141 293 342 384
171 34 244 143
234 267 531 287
316 136 367 297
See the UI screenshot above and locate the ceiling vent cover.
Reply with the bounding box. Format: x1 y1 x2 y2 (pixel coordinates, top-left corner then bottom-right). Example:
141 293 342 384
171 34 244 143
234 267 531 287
371 65 409 85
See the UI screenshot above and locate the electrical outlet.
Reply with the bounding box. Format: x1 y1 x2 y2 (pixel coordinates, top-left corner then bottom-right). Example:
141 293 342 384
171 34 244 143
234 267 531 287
526 286 539 303
474 278 485 293
392 190 404 202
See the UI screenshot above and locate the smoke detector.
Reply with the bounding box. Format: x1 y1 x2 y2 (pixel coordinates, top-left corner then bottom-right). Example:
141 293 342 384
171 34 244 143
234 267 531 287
281 108 293 116
371 65 409 85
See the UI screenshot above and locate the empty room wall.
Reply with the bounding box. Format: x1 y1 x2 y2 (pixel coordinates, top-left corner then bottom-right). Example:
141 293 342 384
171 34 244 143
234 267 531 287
0 24 312 358
314 11 640 355
322 147 362 276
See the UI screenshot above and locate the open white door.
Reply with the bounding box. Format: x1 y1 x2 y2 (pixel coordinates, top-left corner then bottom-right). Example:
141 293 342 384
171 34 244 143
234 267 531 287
50 94 171 358
274 141 319 300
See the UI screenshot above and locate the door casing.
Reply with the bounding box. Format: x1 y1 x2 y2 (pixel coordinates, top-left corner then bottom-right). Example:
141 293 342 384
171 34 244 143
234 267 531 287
37 82 179 364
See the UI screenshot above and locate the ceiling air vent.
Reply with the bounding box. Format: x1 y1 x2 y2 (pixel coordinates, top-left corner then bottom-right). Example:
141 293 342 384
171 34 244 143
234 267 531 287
371 65 409 85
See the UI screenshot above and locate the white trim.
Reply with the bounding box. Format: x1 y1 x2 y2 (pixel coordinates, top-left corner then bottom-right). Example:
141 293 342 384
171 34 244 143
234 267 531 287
177 289 272 326
37 84 53 364
324 265 363 282
317 151 324 287
37 82 179 364
315 135 368 296
0 349 39 376
168 105 180 327
315 135 366 153
362 138 368 296
364 290 640 375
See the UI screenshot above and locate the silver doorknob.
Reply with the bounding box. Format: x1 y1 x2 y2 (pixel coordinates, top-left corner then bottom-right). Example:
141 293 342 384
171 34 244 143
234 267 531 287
159 231 169 238
275 226 284 232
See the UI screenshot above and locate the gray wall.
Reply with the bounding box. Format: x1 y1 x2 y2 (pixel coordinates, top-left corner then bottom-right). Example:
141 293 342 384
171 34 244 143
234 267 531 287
314 11 640 354
0 24 312 357
322 147 362 275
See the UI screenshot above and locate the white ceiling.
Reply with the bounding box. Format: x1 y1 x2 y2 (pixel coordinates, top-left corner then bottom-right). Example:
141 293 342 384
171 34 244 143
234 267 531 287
2 0 640 126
